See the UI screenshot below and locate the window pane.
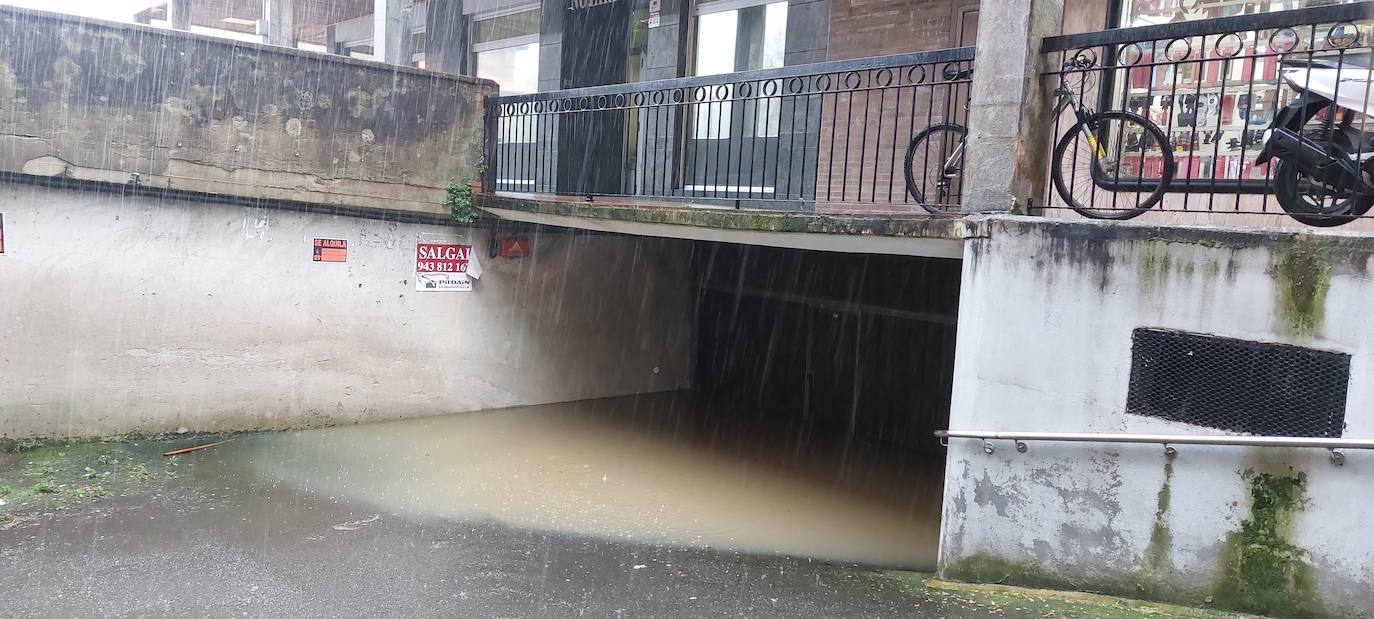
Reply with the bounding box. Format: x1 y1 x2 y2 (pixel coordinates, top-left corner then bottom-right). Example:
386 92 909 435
691 2 788 139
473 9 541 44
476 43 539 95
693 10 737 139
694 10 738 76
761 2 786 69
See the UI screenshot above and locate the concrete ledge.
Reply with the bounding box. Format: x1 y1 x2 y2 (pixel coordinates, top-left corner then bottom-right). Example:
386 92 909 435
977 214 1374 264
475 193 975 259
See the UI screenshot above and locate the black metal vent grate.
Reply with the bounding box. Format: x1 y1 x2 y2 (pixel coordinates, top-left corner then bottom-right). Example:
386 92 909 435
1125 328 1350 438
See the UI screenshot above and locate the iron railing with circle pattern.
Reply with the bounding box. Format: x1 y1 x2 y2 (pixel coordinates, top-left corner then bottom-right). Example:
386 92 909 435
483 47 974 212
1039 1 1374 221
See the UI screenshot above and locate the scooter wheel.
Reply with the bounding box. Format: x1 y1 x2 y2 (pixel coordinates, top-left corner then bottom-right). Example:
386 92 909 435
1272 159 1374 227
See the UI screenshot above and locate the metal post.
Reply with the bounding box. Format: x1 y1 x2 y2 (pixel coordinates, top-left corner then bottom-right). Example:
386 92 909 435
483 96 500 194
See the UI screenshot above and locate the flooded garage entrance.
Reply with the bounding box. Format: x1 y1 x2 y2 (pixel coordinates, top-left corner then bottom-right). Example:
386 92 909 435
231 391 943 569
209 243 962 572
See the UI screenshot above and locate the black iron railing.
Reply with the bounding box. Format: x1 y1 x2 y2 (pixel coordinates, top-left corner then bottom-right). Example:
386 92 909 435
483 48 974 212
1038 2 1374 223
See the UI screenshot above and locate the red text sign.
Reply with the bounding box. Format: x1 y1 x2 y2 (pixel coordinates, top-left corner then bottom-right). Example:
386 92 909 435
313 238 347 262
416 243 471 273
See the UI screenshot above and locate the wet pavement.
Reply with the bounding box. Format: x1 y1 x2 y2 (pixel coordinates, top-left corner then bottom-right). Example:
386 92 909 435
1 488 939 617
0 395 1247 617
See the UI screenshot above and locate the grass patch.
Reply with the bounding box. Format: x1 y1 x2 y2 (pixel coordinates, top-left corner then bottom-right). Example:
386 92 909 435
882 571 1258 619
0 432 222 518
21 463 56 477
71 485 106 500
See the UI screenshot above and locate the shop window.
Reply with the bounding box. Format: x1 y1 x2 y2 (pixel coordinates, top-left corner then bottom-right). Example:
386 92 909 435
1111 0 1361 183
1117 0 1359 26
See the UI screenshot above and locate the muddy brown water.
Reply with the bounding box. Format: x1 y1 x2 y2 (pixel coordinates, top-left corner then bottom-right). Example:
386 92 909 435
206 392 944 569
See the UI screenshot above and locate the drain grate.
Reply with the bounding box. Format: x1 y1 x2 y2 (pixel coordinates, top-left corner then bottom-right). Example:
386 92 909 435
1125 328 1350 438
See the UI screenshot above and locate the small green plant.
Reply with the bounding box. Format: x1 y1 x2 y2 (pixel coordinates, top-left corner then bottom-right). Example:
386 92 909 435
0 510 12 523
0 484 12 497
22 463 55 477
447 179 478 224
131 464 152 481
72 485 106 499
12 439 42 452
32 480 58 494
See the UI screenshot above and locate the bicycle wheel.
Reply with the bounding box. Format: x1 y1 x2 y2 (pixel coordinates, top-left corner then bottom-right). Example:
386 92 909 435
1051 111 1173 220
1272 159 1374 227
905 123 967 213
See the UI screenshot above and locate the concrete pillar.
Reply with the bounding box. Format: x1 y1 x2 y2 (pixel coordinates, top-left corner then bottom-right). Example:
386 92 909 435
263 0 295 47
536 0 564 92
784 0 828 66
642 0 685 81
168 0 192 31
959 0 1063 213
425 0 471 74
326 24 345 55
374 0 411 65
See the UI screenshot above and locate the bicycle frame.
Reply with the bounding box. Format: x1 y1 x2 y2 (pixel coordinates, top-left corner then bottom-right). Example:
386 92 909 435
932 141 968 204
1052 74 1112 161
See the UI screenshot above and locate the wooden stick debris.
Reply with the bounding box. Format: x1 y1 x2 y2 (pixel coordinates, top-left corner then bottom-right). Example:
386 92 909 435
162 440 230 457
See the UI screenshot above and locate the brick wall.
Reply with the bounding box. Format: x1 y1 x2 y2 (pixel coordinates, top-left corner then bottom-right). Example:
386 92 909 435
826 0 976 60
813 77 970 212
807 0 975 212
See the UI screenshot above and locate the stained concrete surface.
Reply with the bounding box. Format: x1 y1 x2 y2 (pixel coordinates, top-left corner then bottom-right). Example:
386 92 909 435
0 6 493 215
1 186 694 438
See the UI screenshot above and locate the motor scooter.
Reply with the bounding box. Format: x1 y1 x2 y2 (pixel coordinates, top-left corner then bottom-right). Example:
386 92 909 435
1257 54 1374 226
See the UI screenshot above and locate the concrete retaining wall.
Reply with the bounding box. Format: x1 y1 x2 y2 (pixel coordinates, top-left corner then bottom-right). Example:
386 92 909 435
0 6 495 217
940 216 1374 618
0 182 693 437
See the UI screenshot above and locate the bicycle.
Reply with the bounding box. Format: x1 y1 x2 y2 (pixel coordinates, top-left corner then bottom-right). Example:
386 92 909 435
904 51 1175 217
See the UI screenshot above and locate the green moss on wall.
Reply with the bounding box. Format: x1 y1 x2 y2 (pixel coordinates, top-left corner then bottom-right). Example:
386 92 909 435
1143 460 1174 574
1274 238 1330 336
1211 471 1327 619
941 553 1191 605
943 467 1336 616
1139 241 1173 293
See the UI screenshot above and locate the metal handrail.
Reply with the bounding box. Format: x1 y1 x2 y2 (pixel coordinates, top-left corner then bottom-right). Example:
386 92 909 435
937 430 1374 464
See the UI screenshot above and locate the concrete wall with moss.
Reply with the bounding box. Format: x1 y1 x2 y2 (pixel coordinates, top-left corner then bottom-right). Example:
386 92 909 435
0 182 694 438
0 6 495 217
940 215 1374 618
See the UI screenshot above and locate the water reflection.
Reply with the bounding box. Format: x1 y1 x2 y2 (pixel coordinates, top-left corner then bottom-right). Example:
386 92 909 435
227 392 942 569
